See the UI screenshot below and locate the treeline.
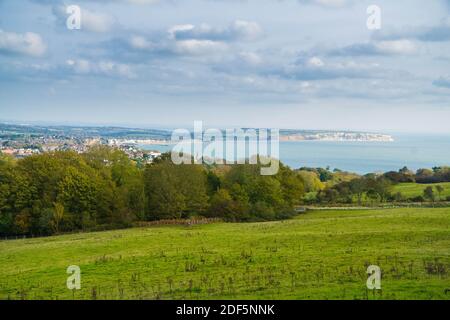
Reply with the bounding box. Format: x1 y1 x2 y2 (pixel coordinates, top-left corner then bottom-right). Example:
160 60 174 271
305 166 450 205
315 175 393 205
144 154 304 221
0 147 305 236
383 166 450 184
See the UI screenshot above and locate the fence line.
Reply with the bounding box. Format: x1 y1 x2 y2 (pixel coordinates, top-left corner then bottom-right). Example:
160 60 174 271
133 217 222 227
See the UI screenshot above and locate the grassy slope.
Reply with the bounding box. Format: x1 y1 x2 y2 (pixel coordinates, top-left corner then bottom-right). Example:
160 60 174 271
393 182 450 199
0 208 449 300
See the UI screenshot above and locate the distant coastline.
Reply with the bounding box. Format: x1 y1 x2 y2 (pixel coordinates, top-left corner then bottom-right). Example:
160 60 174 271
0 122 394 145
279 131 394 142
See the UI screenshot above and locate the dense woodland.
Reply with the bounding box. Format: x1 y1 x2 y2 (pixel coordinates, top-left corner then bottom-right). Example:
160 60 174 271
1 147 450 237
0 147 304 236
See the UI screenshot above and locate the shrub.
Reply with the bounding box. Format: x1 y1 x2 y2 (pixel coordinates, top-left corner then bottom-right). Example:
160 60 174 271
411 195 425 202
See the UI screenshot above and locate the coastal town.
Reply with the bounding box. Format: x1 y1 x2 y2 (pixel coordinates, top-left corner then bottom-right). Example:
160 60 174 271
0 123 163 164
0 123 394 162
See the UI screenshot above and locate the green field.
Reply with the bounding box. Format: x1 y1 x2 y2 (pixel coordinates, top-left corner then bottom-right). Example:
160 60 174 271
393 182 450 199
0 208 449 300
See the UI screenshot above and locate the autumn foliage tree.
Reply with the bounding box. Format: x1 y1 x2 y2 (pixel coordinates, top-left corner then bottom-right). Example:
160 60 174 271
0 149 307 236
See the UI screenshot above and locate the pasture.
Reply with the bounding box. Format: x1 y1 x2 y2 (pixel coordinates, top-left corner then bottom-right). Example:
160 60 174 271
393 182 450 199
0 208 449 300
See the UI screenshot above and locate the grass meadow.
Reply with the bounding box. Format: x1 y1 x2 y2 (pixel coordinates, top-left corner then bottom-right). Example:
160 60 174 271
393 182 450 200
0 208 449 300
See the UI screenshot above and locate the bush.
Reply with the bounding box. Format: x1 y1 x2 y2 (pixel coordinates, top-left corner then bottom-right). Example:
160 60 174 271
251 201 275 220
411 195 425 202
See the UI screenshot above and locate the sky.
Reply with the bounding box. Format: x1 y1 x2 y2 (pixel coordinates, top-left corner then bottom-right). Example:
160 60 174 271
0 0 450 133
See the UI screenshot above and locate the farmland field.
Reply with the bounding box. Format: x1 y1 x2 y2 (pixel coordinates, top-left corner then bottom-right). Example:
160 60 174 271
393 182 450 199
0 208 449 300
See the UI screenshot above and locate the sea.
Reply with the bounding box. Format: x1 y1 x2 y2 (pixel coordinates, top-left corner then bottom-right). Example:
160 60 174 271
140 133 450 174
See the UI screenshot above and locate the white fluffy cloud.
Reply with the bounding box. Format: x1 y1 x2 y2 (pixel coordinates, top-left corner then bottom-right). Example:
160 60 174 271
129 35 155 50
174 39 228 55
0 29 46 57
81 9 117 33
168 20 263 42
307 56 325 67
125 20 261 57
374 40 417 55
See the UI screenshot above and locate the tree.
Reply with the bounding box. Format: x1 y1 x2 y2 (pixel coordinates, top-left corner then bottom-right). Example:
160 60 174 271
318 188 339 204
276 165 305 206
0 159 13 222
366 189 379 205
333 182 353 203
218 163 304 220
394 192 404 202
14 209 31 234
435 185 444 201
349 178 366 205
208 189 236 221
373 177 393 203
365 177 392 203
251 177 284 207
57 166 98 227
423 186 435 202
83 146 145 222
316 167 333 182
251 201 275 220
297 170 324 192
416 168 436 183
51 202 65 234
175 165 209 215
144 163 186 219
206 171 221 196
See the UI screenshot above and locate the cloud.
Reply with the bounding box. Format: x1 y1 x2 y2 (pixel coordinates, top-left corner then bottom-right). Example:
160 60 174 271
208 0 352 7
123 34 228 57
32 0 160 5
238 52 263 65
0 29 46 57
126 0 160 3
213 52 397 83
297 0 351 7
168 20 263 42
129 35 155 50
274 55 397 81
374 40 418 55
66 59 136 78
52 5 117 33
231 20 264 41
98 20 260 62
433 75 450 88
329 40 418 56
35 0 352 7
107 21 260 59
306 56 324 67
173 39 228 55
374 18 450 42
